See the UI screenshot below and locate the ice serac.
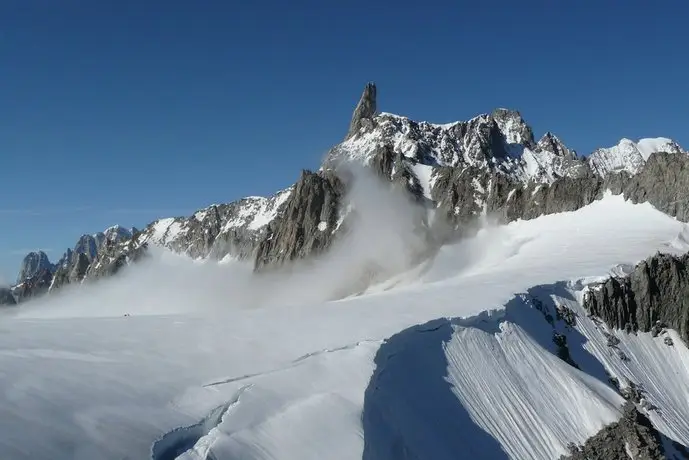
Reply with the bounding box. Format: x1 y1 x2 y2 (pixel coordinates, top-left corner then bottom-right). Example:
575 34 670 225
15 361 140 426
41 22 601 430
346 82 377 139
16 250 54 285
254 169 344 271
584 251 689 344
562 402 666 460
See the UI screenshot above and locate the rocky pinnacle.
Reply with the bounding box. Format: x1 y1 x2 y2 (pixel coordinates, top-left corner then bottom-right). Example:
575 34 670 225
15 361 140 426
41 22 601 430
346 82 377 139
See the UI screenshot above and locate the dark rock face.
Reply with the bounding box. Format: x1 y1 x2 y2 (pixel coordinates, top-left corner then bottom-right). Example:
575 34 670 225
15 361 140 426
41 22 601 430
13 269 53 302
561 401 666 460
86 239 150 280
370 144 425 204
16 251 54 285
583 252 689 344
431 167 631 241
73 235 101 262
254 169 345 271
70 252 91 282
431 166 487 241
347 82 377 139
489 173 608 221
623 152 689 221
0 288 16 306
164 204 231 260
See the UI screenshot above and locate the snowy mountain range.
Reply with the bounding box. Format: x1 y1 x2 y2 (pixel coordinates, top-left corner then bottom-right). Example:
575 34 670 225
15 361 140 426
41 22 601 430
6 83 687 303
3 83 689 459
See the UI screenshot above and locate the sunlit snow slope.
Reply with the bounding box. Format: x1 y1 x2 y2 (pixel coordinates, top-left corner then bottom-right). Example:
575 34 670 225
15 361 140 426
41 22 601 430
2 194 689 460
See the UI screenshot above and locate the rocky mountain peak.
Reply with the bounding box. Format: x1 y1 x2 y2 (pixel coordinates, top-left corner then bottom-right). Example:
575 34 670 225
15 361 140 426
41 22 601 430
587 137 686 177
74 235 100 261
346 82 377 139
16 250 54 285
536 132 577 159
490 108 535 148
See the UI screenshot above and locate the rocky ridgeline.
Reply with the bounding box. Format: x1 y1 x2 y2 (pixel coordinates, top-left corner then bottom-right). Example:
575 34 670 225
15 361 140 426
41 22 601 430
4 82 688 304
561 401 667 460
583 252 689 344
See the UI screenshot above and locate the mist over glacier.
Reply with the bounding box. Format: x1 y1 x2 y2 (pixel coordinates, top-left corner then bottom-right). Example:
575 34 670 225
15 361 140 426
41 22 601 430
3 193 689 460
12 165 434 319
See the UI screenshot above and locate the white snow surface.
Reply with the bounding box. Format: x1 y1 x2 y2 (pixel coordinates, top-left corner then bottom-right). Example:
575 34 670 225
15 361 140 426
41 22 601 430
2 195 689 459
410 162 435 199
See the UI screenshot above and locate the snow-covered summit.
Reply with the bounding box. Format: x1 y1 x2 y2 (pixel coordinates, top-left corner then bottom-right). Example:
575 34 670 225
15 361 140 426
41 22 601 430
332 86 583 184
334 83 685 187
588 137 685 177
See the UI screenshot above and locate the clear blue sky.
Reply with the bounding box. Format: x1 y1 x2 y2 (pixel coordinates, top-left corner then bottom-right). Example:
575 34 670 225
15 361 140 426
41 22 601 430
1 1 688 281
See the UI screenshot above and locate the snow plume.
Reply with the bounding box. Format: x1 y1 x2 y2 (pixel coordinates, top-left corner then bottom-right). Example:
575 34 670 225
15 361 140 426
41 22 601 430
13 164 433 318
245 162 434 305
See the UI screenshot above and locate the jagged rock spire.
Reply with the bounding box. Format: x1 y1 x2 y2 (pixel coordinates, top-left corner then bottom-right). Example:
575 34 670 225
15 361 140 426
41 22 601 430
346 82 377 139
16 250 54 285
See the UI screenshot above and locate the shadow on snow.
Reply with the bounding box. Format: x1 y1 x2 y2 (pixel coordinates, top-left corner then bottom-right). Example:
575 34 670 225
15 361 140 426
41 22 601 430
361 281 613 460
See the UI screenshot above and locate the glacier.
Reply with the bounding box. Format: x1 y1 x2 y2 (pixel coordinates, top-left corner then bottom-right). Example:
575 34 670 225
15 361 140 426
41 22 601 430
2 194 689 459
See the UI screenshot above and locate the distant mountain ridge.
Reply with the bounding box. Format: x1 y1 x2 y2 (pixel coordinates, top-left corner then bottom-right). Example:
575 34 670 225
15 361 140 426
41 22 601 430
4 83 687 304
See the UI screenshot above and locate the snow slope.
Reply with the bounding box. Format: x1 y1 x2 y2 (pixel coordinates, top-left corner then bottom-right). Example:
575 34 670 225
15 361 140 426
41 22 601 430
2 195 689 459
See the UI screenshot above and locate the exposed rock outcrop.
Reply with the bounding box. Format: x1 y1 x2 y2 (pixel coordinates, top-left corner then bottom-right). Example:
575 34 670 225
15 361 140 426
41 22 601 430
85 238 150 280
370 144 425 204
346 82 377 139
583 252 689 344
16 251 54 285
623 152 689 222
431 166 630 241
254 169 345 271
561 401 666 460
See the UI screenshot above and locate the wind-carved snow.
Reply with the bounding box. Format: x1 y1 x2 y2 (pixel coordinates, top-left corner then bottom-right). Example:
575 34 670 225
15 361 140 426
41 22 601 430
2 195 689 459
588 137 684 177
